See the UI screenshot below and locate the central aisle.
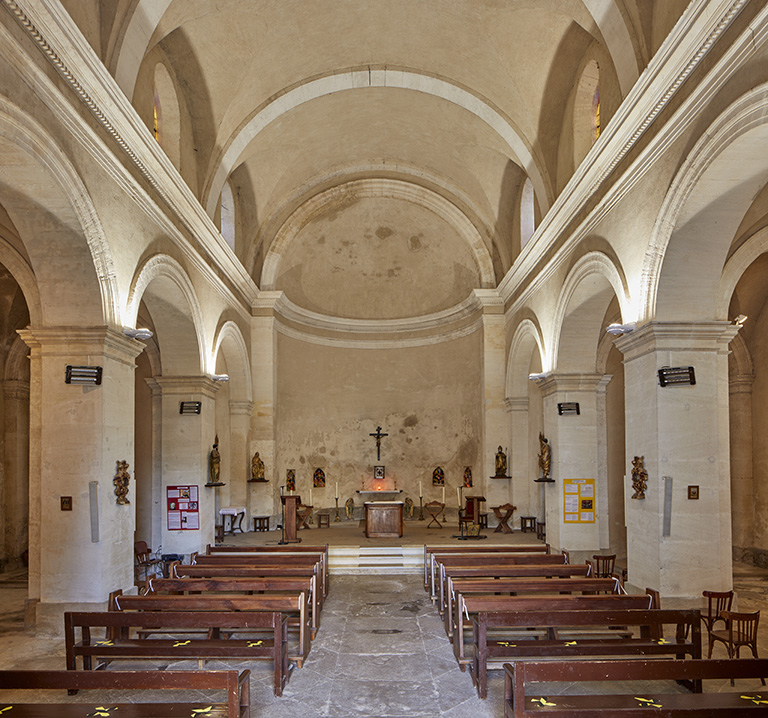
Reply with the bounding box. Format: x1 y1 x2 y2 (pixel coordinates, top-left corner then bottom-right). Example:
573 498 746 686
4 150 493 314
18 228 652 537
255 573 501 718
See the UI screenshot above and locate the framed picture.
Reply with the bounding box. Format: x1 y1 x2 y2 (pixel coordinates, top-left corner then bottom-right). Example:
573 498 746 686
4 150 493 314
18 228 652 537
688 485 699 500
61 496 72 511
374 466 385 480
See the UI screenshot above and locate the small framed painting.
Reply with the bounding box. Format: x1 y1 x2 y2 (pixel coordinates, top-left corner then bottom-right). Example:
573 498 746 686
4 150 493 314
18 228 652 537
688 485 699 500
374 466 385 480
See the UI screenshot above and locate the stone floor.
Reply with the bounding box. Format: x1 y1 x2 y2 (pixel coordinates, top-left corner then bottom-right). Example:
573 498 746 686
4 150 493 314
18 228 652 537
2 546 768 716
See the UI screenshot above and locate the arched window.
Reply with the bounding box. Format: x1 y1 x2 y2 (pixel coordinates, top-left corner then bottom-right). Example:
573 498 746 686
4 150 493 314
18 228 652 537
573 59 600 168
153 63 181 170
520 178 536 248
220 180 236 251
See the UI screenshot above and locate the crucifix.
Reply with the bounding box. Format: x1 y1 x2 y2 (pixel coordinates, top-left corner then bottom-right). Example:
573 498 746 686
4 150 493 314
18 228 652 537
369 425 389 461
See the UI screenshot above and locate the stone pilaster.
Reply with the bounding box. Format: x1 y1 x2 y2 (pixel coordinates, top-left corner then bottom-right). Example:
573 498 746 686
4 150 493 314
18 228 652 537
535 373 611 554
229 400 253 520
615 321 738 600
2 379 29 570
506 396 537 519
729 373 754 559
18 327 144 635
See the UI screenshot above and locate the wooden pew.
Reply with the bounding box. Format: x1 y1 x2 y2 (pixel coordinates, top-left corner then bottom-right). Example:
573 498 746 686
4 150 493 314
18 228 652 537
145 575 320 639
473 607 701 699
432 552 569 605
0 669 250 718
453 592 656 667
110 590 311 666
503 658 768 716
65 610 290 696
206 544 329 598
444 576 623 639
423 544 550 592
193 553 326 601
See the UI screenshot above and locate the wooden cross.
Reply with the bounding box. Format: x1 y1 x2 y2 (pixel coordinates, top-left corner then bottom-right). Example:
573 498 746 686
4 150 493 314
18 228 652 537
369 425 388 461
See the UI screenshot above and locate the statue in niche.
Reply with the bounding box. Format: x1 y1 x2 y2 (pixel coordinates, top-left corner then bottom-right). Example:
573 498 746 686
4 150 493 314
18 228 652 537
114 460 130 505
250 451 266 481
432 466 445 486
208 436 222 484
314 468 326 488
495 446 508 477
463 466 473 488
631 455 648 500
345 497 355 520
538 433 552 479
404 496 414 519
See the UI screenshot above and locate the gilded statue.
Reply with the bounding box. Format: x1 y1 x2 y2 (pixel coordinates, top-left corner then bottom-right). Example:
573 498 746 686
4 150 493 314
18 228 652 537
114 460 130 505
631 455 648 499
404 496 414 519
208 436 221 484
345 497 355 520
251 451 265 481
538 433 551 479
495 446 507 477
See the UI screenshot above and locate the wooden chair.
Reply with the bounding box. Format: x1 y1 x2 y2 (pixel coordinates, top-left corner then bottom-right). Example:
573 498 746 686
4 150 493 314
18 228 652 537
709 610 766 685
702 589 733 638
592 554 616 578
134 541 162 583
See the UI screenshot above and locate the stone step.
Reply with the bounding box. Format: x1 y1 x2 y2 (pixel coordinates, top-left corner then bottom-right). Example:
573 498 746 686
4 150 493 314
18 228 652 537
328 546 423 574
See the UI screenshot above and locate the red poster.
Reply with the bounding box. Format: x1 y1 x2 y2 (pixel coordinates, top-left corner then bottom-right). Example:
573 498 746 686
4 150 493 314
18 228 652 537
167 485 200 530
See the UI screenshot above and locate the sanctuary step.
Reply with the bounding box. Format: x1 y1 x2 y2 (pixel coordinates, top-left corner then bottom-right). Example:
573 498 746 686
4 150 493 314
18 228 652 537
328 546 422 574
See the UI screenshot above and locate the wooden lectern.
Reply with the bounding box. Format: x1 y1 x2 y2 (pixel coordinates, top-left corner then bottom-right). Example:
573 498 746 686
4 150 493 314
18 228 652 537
458 495 487 539
280 494 301 544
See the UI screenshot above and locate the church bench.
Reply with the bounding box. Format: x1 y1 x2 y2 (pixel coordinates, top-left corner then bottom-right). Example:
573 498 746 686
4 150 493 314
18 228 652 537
64 610 290 696
144 574 320 639
453 592 657 668
109 590 310 666
503 658 768 716
0 669 249 718
192 554 326 602
206 544 329 598
424 544 550 592
473 607 701 699
444 576 623 639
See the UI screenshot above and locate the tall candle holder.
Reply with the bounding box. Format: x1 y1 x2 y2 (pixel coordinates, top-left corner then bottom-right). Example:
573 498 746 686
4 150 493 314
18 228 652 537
418 496 425 520
334 497 341 522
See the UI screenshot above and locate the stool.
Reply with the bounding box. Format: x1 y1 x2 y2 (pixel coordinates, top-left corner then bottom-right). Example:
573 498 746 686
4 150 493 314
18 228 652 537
215 524 225 542
317 513 330 529
536 520 546 541
253 516 270 532
479 513 488 529
521 515 537 533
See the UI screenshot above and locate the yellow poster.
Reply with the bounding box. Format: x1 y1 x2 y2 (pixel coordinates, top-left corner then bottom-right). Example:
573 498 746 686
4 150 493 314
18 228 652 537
563 479 595 523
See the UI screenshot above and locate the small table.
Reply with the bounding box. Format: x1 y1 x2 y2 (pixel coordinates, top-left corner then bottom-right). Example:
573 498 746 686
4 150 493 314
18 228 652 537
297 505 313 530
253 516 270 532
425 501 445 529
520 515 537 533
492 503 516 533
219 506 246 534
317 512 330 529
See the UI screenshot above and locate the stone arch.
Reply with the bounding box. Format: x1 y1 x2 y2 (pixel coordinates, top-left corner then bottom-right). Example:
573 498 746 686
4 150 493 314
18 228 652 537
203 68 552 219
125 255 206 375
211 320 252 403
153 62 181 169
643 83 768 322
573 59 600 168
551 251 630 372
0 235 41 327
718 226 768 318
0 97 118 326
506 318 545 399
260 178 495 291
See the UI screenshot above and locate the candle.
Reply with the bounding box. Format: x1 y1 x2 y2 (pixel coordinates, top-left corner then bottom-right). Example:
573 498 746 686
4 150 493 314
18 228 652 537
310 488 313 506
457 487 461 507
419 481 423 497
335 481 339 498
442 486 445 503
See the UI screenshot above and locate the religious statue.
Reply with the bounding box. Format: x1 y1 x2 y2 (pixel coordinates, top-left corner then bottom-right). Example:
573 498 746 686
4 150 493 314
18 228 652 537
495 446 508 477
345 497 355 520
538 433 551 479
631 455 648 500
432 466 445 486
404 496 414 519
114 460 130 505
208 436 222 484
314 467 326 488
463 466 473 488
250 451 266 481
286 469 296 493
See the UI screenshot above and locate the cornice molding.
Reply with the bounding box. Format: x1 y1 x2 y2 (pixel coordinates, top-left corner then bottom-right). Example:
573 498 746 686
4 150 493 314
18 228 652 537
614 321 740 361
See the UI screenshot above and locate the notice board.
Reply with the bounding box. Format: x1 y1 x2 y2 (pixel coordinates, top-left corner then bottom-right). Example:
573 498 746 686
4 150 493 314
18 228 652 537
166 484 200 530
563 479 595 523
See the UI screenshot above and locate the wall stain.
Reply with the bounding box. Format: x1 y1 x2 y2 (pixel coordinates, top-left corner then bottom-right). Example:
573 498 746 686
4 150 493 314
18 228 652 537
376 226 394 240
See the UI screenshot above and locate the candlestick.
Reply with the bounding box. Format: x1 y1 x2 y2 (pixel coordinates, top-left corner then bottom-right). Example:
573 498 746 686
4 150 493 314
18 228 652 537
418 496 424 520
334 496 340 522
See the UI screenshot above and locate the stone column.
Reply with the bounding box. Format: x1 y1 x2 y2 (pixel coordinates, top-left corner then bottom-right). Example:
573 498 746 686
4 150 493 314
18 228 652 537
152 376 222 556
251 292 279 521
728 373 754 562
506 396 537 519
475 289 509 516
229 400 253 521
2 379 29 570
18 327 144 634
536 373 611 554
144 378 164 552
615 322 738 600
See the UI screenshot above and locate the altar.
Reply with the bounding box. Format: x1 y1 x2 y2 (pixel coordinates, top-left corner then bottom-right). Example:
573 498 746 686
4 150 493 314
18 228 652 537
364 501 404 538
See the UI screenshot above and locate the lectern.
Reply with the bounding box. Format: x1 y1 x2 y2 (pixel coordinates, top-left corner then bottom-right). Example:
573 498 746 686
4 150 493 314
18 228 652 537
280 494 302 544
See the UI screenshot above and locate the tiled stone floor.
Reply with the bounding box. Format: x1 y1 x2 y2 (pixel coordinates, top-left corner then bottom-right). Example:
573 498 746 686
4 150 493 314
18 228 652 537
2 558 768 715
